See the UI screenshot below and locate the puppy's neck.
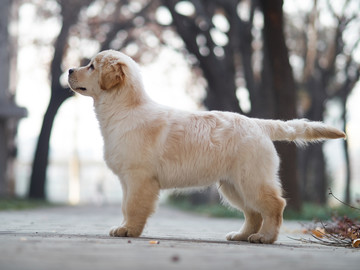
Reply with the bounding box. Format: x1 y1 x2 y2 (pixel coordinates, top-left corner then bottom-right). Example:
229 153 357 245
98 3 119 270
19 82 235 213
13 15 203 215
93 82 152 127
95 74 150 104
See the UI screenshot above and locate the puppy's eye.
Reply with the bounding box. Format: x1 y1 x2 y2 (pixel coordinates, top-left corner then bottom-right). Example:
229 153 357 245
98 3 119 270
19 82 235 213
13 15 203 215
89 64 95 70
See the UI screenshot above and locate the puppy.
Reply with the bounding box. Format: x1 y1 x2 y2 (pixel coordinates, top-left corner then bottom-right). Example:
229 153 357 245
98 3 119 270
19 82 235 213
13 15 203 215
68 50 345 244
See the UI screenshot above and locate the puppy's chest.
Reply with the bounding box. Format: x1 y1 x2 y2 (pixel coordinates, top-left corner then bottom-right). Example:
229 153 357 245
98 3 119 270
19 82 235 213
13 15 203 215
102 130 152 173
102 135 129 164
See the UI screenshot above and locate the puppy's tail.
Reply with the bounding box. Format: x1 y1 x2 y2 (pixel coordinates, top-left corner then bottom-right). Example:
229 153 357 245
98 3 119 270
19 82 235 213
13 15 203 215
254 119 346 146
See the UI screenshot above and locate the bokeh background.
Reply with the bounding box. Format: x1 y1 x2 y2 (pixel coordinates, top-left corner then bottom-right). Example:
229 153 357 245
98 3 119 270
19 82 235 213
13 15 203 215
1 0 359 213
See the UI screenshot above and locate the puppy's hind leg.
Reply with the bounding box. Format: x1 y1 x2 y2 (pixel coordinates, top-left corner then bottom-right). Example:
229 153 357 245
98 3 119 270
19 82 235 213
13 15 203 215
218 181 263 242
247 185 286 244
110 174 160 238
238 139 286 244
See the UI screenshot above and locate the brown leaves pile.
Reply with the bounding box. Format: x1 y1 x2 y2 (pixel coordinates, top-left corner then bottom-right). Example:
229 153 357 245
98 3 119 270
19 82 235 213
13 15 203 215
303 217 360 248
297 189 360 248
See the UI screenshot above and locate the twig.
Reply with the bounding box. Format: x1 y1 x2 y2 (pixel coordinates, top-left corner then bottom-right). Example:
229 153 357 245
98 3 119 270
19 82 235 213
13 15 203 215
290 235 351 247
328 188 360 211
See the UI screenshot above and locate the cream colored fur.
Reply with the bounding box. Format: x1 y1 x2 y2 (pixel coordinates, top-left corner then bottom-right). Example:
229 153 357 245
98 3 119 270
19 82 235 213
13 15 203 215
68 50 346 244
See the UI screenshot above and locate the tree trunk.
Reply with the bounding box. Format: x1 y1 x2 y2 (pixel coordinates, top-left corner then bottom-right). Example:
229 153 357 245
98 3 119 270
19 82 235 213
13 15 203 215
301 143 326 203
164 0 242 113
0 0 26 197
341 97 351 204
298 75 327 203
260 0 301 210
28 0 86 199
201 59 241 113
29 88 72 198
0 0 11 197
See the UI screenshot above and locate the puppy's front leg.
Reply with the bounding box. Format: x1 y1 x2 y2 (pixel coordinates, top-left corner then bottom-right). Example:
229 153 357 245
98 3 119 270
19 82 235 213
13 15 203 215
110 175 160 238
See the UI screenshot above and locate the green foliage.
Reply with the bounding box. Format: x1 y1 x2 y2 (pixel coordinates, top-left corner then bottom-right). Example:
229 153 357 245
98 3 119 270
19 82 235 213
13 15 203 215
0 198 54 211
167 196 359 221
168 199 244 219
284 203 359 220
167 195 244 218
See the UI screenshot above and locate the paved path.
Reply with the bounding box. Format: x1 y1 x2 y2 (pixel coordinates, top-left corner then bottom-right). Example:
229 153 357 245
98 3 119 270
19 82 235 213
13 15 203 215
0 205 358 270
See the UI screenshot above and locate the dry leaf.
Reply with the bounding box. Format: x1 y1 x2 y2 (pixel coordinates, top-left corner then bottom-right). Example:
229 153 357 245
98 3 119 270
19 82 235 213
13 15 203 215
312 227 326 238
149 240 160 244
352 239 360 248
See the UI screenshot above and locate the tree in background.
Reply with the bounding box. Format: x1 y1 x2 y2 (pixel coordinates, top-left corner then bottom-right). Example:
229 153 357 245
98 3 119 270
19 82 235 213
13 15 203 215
286 0 360 204
0 0 27 197
0 0 13 197
29 0 92 198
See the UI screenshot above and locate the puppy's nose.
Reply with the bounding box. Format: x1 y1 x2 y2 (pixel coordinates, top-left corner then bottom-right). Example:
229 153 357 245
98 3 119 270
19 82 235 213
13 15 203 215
68 68 74 75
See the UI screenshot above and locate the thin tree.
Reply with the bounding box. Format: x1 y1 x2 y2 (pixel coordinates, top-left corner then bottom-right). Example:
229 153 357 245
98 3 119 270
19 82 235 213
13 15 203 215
287 0 360 204
29 0 92 199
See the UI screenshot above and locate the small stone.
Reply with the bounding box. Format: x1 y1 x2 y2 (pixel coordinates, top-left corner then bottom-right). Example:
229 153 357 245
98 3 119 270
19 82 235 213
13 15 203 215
171 255 180 262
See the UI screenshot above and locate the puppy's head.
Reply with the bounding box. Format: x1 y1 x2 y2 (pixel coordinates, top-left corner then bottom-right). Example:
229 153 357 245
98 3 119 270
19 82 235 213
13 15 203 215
68 50 136 98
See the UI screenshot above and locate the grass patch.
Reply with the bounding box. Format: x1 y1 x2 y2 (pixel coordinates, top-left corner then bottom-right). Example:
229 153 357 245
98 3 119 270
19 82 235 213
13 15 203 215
284 203 360 220
167 198 244 219
0 198 54 211
167 197 359 220
167 196 243 219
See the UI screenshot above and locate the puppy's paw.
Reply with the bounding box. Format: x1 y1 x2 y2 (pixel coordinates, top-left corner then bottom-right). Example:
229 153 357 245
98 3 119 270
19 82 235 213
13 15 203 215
109 226 142 238
109 226 128 237
248 233 275 244
226 231 249 241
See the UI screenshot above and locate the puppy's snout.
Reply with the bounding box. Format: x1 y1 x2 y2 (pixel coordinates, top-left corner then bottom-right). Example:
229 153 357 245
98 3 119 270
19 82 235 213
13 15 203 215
68 68 75 75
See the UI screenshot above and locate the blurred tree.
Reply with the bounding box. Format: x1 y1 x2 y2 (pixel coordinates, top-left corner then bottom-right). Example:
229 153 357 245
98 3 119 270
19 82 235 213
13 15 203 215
164 0 242 113
29 0 92 199
0 0 13 197
286 0 360 204
0 0 26 197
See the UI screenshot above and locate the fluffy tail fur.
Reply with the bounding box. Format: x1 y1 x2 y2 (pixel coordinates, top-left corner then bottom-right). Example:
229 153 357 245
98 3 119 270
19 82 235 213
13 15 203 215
254 119 346 146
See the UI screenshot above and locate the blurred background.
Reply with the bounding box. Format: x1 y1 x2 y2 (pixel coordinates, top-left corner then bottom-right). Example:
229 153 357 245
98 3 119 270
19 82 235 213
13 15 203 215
0 0 359 214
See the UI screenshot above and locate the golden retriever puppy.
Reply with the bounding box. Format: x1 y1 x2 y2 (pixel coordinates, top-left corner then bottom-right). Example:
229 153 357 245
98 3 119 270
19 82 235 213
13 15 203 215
68 50 345 244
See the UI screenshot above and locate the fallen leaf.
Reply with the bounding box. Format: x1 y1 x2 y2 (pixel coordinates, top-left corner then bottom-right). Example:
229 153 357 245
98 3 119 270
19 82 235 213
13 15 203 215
352 239 360 248
311 227 326 238
149 240 160 244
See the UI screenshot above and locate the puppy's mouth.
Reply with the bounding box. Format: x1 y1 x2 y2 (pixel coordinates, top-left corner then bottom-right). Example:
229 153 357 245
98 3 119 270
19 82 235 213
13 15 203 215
76 87 87 91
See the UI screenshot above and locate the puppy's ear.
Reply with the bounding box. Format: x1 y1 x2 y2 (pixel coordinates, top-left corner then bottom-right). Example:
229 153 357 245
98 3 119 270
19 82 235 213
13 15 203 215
99 62 125 90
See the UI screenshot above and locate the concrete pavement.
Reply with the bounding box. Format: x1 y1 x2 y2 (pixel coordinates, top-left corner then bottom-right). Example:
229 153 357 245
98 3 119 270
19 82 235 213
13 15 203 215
0 204 358 270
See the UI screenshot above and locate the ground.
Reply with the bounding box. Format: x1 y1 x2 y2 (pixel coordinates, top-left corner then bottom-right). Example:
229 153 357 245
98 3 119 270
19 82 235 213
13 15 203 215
0 204 358 270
